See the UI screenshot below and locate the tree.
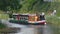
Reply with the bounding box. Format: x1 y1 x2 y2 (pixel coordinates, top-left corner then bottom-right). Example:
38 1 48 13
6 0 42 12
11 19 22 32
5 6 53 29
0 0 22 11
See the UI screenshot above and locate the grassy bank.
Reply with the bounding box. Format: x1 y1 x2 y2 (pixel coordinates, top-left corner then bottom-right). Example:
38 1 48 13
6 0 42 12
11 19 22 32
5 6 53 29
46 15 60 26
0 14 9 20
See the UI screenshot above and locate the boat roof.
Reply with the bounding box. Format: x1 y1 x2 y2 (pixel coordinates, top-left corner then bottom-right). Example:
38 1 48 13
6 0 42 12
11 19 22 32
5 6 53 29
12 13 37 17
13 14 28 17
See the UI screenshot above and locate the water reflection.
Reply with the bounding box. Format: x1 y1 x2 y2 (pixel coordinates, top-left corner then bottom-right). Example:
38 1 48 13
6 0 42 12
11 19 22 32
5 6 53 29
49 24 60 34
15 25 53 34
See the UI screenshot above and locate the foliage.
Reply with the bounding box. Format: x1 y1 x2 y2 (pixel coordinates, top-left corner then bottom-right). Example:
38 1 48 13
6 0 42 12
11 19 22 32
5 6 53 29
20 0 51 13
0 0 22 11
0 23 6 28
0 0 60 14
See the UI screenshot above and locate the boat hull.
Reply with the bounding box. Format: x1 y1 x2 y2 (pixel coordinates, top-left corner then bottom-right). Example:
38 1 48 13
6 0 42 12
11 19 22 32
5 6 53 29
9 20 46 25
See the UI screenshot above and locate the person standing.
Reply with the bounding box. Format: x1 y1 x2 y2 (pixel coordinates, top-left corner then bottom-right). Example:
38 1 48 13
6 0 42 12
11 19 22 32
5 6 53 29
52 10 56 16
40 12 45 20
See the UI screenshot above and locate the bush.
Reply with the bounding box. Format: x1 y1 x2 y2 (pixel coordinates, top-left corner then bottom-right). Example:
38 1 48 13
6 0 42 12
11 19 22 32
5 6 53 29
0 23 6 28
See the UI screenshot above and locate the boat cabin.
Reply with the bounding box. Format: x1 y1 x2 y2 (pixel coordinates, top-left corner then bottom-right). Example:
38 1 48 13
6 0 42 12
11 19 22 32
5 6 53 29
13 14 29 20
12 14 45 21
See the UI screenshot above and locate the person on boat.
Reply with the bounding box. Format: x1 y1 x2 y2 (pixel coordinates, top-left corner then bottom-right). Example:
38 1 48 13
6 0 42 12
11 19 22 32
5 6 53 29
35 15 38 21
40 12 45 21
17 14 20 20
35 13 40 21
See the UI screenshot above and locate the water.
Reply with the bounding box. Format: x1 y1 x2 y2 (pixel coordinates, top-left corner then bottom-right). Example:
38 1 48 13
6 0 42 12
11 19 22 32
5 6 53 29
1 19 60 34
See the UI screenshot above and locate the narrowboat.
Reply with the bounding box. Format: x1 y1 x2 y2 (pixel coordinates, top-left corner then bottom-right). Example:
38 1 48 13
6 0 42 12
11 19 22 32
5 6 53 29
9 14 46 25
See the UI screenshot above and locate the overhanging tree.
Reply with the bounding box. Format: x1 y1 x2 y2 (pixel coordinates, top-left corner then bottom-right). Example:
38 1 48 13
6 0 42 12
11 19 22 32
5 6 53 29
0 0 22 12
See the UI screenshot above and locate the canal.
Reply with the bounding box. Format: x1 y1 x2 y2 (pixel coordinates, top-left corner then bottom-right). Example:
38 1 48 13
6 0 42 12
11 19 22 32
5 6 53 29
1 19 60 34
